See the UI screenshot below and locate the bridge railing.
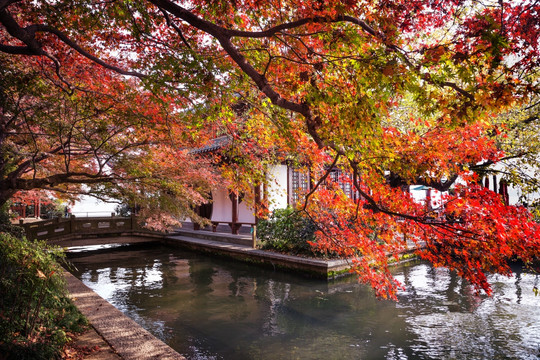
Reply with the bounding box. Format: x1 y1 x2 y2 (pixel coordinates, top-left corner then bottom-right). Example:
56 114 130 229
19 215 140 241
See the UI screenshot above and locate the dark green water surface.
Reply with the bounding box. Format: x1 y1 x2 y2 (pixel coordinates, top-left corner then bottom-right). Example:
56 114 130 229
68 244 540 359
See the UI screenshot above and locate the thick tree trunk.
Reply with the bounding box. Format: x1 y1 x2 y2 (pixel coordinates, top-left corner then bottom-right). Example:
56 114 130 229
0 188 16 208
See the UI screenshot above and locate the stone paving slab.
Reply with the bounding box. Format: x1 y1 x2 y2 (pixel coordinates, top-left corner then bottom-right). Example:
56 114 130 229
71 327 121 360
64 271 185 360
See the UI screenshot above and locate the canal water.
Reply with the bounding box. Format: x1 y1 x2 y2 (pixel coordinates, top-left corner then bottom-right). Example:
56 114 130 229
68 243 540 360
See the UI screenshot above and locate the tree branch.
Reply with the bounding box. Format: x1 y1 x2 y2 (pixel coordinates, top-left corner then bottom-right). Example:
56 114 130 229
30 25 145 78
0 43 34 54
0 7 144 78
159 8 192 50
301 153 341 211
0 8 44 54
6 145 64 187
0 0 21 12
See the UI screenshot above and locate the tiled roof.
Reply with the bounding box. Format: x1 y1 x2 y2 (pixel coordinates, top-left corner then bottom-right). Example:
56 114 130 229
189 135 231 154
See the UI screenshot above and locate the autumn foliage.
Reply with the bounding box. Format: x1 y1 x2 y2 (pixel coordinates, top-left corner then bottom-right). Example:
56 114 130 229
1 0 539 298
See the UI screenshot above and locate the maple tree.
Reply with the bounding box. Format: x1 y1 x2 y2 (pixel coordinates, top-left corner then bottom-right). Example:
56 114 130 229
0 54 217 228
1 0 540 297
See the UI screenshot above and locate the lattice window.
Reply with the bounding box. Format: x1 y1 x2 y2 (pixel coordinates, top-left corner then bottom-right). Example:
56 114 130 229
291 168 310 205
291 167 362 204
329 169 354 199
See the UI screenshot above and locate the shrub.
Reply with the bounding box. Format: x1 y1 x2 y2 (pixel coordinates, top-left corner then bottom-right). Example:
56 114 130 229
0 209 24 240
0 230 87 359
257 207 322 257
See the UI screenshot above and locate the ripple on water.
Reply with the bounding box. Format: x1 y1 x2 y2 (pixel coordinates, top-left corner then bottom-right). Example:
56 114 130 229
70 246 540 360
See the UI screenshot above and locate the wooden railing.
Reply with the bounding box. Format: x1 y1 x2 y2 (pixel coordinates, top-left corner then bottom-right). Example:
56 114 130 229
19 215 141 241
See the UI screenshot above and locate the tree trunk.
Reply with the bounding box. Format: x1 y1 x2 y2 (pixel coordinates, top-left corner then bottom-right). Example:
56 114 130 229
0 188 17 208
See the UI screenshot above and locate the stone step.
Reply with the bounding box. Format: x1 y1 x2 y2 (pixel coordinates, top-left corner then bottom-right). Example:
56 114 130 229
172 228 253 247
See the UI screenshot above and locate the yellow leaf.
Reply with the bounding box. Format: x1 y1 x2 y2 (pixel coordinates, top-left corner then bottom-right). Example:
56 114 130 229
36 269 46 279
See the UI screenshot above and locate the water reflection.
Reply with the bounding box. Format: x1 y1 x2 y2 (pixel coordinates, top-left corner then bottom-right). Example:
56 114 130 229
69 244 540 360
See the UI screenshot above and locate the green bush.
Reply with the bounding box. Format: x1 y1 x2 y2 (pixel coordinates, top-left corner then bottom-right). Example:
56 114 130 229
0 230 87 359
0 209 24 239
257 207 322 256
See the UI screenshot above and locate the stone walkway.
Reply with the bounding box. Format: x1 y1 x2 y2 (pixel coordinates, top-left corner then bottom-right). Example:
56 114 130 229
71 327 121 360
65 271 185 360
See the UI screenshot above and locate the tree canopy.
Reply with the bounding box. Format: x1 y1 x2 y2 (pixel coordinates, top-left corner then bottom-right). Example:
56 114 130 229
1 0 539 298
0 51 217 227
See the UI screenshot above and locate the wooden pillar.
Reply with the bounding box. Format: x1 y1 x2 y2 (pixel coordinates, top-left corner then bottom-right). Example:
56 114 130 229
70 214 75 235
426 188 432 211
131 213 137 230
254 184 261 224
251 224 257 249
499 180 509 205
286 164 291 206
231 192 238 234
36 198 41 218
263 181 268 210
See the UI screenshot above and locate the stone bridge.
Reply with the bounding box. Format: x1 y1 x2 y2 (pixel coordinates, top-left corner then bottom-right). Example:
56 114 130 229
18 215 163 248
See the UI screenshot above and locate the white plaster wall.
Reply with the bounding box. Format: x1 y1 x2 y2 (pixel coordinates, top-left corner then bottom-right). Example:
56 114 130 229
429 189 444 210
490 163 540 205
238 199 256 223
211 187 232 222
210 187 255 223
267 164 289 211
409 186 446 210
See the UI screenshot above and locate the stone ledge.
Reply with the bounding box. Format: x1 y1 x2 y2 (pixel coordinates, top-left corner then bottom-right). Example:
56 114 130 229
163 235 352 278
64 271 185 360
